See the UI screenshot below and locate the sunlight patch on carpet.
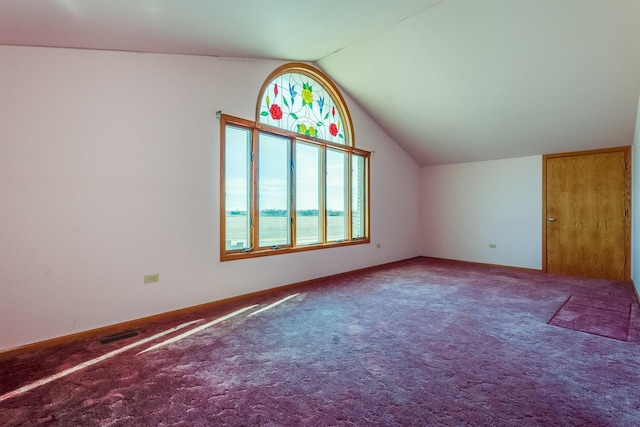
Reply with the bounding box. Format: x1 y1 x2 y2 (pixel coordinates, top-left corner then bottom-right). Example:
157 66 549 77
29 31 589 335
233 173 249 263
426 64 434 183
248 293 300 317
0 319 204 403
549 295 632 342
138 305 258 354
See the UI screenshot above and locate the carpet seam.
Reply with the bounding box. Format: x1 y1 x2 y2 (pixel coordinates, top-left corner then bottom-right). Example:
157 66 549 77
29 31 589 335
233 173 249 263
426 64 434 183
547 295 572 324
563 302 632 315
625 304 632 341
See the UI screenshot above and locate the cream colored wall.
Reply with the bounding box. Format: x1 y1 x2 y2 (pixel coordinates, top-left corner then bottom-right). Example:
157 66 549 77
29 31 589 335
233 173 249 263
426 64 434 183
0 46 421 351
632 96 640 295
420 156 542 269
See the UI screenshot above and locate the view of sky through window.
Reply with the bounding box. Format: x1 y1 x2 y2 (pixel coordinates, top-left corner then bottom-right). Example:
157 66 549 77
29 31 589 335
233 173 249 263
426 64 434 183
222 63 368 258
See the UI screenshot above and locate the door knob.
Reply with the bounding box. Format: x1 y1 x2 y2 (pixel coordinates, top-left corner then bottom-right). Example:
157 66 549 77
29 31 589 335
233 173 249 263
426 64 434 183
547 217 556 222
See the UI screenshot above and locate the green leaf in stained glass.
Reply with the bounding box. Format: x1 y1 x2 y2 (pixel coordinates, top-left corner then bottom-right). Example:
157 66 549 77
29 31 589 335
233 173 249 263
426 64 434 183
324 113 329 120
290 113 299 120
266 95 270 107
261 111 269 116
316 122 323 126
339 134 344 138
283 97 289 108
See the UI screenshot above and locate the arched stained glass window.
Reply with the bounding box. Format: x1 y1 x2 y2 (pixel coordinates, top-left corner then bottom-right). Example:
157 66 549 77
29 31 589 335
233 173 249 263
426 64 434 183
257 63 353 146
220 63 368 261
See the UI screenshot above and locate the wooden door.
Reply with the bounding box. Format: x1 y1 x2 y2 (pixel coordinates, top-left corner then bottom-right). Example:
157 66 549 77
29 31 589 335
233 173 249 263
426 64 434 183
543 147 630 281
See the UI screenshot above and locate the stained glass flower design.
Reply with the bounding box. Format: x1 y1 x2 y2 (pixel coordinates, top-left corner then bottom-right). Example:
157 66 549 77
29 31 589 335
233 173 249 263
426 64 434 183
269 104 282 120
259 71 347 145
302 83 313 107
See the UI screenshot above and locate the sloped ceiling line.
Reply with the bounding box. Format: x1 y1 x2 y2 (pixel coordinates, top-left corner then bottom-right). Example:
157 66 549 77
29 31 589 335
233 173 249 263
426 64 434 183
0 0 638 166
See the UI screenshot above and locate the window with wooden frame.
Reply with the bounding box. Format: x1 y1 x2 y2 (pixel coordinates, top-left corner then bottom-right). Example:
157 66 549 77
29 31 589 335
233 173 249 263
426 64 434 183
220 63 370 260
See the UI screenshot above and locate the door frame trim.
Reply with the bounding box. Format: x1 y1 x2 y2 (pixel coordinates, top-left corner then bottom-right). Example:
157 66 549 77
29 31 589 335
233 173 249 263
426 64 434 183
542 146 631 280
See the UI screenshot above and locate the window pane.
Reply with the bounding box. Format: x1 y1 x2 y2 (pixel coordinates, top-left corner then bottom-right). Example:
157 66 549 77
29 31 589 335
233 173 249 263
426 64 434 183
326 149 347 242
258 133 290 247
296 143 321 245
352 154 365 239
225 125 251 251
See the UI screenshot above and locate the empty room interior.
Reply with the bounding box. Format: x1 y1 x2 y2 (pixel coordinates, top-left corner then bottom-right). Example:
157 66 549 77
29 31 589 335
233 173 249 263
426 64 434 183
2 0 640 425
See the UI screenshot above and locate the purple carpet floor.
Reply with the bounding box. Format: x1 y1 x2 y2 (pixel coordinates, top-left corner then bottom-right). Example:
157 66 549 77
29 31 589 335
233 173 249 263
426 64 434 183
1 257 640 426
549 294 634 341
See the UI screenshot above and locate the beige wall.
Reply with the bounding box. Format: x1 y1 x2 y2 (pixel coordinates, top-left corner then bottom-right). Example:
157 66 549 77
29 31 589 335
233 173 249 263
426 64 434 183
420 156 542 269
632 96 640 295
0 46 421 351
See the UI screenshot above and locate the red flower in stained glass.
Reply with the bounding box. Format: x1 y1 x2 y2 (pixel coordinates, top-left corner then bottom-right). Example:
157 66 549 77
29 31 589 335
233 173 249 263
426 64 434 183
269 104 283 120
332 106 335 116
274 84 278 96
329 123 338 137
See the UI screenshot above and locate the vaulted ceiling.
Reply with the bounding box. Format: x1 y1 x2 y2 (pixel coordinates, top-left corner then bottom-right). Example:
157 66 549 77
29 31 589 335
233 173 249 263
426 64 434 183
1 0 639 165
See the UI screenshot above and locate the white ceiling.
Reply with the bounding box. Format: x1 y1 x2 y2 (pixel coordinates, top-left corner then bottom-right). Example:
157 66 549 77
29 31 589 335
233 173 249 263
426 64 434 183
1 0 639 166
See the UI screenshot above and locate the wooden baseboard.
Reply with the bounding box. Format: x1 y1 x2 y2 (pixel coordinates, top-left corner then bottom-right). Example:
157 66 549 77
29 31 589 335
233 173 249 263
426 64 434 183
0 257 420 360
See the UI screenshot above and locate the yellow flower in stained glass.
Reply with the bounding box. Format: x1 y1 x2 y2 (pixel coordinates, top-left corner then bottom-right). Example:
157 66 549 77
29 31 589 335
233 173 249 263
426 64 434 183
308 126 317 137
302 82 313 107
